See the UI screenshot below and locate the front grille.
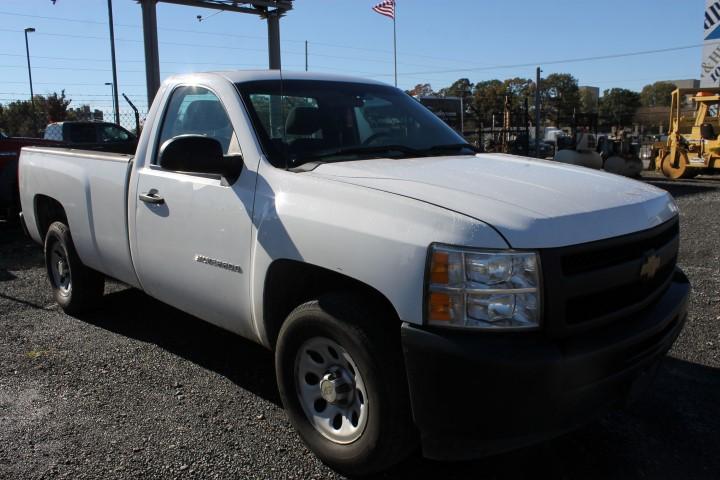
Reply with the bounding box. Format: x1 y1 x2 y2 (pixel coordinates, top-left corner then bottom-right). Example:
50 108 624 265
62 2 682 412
565 257 676 324
561 221 678 275
540 218 679 337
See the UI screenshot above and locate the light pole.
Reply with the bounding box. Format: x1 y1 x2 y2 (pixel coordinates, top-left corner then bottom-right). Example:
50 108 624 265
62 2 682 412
24 27 37 135
107 0 120 125
24 28 35 105
105 82 116 123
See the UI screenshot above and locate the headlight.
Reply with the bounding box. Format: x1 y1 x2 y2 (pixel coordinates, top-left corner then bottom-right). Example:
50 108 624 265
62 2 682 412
426 244 541 330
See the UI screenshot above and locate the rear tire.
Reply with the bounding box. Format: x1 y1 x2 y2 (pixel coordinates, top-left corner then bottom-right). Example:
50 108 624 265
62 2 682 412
44 221 104 314
275 293 417 475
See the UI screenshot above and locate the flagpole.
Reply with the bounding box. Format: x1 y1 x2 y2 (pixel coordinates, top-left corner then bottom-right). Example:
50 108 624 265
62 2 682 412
393 4 397 87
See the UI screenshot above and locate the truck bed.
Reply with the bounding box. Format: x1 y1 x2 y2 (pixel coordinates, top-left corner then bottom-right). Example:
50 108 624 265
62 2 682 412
19 147 139 287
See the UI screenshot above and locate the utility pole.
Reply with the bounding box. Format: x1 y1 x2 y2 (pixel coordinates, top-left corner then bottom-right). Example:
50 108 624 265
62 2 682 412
305 40 308 71
267 9 281 69
535 66 542 158
107 0 120 125
140 0 161 108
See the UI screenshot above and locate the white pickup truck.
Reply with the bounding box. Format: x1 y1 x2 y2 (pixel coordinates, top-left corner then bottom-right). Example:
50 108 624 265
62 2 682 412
19 71 689 475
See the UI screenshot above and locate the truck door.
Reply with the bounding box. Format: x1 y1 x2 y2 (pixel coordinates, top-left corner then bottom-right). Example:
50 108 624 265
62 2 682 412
133 85 256 338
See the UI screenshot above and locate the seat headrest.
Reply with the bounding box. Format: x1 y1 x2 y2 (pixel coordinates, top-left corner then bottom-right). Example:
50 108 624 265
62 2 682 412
285 107 321 135
183 100 228 132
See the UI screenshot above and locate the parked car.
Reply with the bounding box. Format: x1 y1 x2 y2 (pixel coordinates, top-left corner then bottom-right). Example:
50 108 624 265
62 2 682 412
44 121 137 154
19 71 689 475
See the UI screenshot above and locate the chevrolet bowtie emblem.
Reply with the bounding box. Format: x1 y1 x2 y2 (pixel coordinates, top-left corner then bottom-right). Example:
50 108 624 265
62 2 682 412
640 253 661 280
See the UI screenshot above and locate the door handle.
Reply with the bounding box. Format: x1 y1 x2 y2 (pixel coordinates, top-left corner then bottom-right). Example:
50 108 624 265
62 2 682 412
139 192 165 204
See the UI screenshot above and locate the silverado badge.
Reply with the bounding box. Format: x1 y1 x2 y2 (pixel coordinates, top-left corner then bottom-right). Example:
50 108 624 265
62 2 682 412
640 253 661 280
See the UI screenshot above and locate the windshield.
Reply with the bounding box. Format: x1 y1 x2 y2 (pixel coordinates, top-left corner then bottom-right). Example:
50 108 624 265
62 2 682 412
235 80 472 168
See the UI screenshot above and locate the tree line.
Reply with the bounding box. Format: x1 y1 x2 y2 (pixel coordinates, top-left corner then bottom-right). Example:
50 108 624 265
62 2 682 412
406 75 677 130
0 91 102 137
0 77 678 137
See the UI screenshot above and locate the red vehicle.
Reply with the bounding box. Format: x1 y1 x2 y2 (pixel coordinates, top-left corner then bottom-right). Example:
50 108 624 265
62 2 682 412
1 122 137 220
0 131 62 220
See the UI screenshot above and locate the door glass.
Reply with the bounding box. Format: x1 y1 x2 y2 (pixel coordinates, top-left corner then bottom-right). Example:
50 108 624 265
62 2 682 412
158 86 237 157
69 124 97 143
101 125 130 142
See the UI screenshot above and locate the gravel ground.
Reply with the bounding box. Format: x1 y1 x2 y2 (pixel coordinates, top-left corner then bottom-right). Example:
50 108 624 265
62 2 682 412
0 171 719 479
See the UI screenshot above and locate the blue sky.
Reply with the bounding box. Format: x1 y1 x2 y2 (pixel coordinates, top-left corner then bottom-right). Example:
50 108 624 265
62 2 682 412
0 0 704 115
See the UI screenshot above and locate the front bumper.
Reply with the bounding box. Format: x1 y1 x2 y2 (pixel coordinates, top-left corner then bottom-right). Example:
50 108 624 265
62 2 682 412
401 269 690 461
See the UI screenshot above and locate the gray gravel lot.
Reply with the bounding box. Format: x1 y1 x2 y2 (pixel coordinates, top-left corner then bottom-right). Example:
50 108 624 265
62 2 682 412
1 172 719 479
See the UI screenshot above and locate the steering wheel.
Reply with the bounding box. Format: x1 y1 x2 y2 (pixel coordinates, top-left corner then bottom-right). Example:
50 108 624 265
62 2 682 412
362 132 392 146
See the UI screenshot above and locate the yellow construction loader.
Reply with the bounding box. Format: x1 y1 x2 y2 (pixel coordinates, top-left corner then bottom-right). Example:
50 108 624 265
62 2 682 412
656 87 720 179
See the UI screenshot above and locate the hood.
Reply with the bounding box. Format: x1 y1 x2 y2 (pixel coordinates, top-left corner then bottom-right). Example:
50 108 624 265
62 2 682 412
311 153 677 248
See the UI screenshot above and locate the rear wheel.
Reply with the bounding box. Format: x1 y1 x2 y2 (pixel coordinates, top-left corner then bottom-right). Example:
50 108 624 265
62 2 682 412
44 221 104 314
275 293 416 475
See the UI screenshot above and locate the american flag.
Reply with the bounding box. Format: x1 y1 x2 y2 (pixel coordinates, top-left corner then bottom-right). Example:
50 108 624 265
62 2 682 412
372 0 395 20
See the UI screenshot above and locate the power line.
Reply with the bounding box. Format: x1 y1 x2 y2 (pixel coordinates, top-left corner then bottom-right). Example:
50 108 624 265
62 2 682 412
0 10 473 66
0 53 392 76
16 29 441 68
378 43 710 77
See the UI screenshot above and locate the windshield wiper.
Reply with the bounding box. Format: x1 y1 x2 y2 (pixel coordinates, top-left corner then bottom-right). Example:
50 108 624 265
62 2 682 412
415 143 480 155
296 143 479 164
300 144 419 162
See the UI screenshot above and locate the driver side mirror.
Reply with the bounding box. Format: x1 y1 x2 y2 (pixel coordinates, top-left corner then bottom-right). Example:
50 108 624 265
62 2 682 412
159 135 243 184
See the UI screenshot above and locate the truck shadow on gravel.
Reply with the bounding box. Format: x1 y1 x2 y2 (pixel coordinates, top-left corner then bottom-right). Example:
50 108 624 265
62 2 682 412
76 287 282 406
75 287 720 480
380 356 720 480
0 220 44 276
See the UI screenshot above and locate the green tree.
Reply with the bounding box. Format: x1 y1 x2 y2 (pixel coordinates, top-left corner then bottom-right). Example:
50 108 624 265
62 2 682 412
503 77 533 110
0 91 82 136
599 88 641 127
406 83 435 97
0 100 37 136
438 78 473 100
541 73 580 124
471 79 506 125
579 88 599 113
37 90 72 122
639 81 676 107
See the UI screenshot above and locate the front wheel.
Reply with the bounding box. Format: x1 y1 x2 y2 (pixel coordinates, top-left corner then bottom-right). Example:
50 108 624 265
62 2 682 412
661 151 694 179
275 294 417 475
44 221 105 314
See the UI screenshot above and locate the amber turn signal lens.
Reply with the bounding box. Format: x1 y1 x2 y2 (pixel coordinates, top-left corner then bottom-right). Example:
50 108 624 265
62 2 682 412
430 251 449 284
428 292 451 321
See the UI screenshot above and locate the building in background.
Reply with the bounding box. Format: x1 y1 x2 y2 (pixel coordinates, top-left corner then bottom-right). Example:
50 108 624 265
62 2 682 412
666 79 700 89
579 86 600 112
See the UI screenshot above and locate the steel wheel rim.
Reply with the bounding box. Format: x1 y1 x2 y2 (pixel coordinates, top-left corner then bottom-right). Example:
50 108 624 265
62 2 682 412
295 337 369 444
49 244 71 296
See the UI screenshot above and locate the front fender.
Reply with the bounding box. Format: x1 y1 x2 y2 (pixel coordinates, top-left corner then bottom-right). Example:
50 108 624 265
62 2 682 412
249 163 508 344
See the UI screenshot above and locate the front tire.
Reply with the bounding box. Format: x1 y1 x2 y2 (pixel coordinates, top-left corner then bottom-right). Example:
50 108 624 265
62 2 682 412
275 293 416 475
661 151 693 179
44 221 104 314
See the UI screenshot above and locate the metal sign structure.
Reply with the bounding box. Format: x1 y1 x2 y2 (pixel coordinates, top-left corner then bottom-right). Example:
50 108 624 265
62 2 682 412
702 0 720 86
137 0 293 106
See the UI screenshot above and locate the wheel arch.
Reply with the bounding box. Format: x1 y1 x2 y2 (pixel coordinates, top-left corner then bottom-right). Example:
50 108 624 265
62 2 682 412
34 194 68 240
262 258 401 349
